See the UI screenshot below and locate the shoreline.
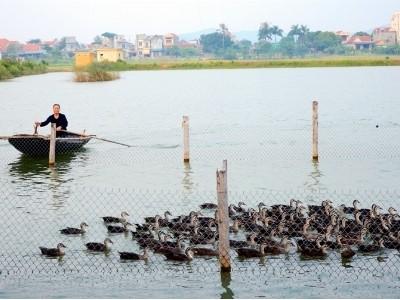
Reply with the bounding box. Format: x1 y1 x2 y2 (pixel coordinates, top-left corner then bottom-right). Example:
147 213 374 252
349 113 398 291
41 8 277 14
48 56 400 72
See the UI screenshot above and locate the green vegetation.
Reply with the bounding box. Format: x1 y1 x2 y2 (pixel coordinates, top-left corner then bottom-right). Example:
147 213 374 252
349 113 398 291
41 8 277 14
0 59 48 80
198 23 400 60
66 56 400 74
74 62 120 82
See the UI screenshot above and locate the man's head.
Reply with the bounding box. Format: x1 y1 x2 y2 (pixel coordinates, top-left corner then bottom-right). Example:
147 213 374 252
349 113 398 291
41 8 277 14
53 104 60 114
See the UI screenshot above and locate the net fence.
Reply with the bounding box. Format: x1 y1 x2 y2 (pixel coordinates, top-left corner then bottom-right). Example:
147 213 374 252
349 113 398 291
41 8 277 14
1 183 399 283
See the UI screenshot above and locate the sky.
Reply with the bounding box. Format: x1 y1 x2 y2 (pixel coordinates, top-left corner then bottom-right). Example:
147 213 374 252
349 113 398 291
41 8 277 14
0 0 399 43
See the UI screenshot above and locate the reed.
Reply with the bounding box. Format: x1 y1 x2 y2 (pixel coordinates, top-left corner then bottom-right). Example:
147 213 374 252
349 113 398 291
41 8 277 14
74 62 120 82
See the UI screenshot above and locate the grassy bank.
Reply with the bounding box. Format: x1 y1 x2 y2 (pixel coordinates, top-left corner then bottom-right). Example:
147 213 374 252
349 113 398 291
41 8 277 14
0 59 48 80
53 56 400 73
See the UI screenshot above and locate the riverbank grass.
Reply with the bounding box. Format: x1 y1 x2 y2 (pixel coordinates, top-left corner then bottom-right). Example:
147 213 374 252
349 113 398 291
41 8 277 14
0 59 48 80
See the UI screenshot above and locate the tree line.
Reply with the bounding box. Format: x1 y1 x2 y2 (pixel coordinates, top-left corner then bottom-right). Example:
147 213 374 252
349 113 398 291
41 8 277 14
199 23 400 59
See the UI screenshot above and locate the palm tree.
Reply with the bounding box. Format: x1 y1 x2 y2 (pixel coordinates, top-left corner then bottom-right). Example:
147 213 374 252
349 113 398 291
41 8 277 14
258 22 272 41
270 25 283 43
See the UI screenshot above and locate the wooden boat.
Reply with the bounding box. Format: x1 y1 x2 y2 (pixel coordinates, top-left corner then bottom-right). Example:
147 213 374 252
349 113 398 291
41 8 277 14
7 131 92 156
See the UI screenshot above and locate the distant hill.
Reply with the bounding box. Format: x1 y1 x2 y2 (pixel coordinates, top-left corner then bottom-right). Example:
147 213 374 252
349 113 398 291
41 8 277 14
233 31 258 43
179 28 259 43
179 28 215 41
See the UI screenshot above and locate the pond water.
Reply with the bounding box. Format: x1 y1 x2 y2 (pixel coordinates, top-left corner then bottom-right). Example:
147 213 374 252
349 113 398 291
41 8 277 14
1 67 400 298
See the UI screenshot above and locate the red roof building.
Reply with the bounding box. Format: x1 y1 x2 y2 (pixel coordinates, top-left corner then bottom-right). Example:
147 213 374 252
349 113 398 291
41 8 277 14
0 38 11 52
345 35 374 50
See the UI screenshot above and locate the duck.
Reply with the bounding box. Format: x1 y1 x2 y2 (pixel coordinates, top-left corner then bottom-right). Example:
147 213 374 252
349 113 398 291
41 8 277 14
107 222 133 233
337 229 367 245
191 247 218 256
337 236 356 259
297 236 325 252
131 225 154 239
340 246 356 259
299 243 328 257
230 233 257 248
308 200 332 215
39 243 67 257
153 235 184 254
189 226 216 245
233 201 247 213
60 222 89 235
229 219 240 233
271 198 299 214
199 203 218 209
163 247 194 261
119 247 149 260
102 211 129 223
383 232 400 250
264 236 293 255
236 243 267 258
85 238 113 252
339 199 360 215
145 211 172 225
358 238 385 253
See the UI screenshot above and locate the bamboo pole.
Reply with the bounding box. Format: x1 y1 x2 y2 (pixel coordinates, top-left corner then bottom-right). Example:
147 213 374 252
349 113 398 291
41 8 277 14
182 116 190 162
49 123 56 165
312 100 319 161
217 159 231 272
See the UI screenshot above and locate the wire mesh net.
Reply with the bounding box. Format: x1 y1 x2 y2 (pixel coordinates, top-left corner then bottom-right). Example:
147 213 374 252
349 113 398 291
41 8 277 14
1 183 399 284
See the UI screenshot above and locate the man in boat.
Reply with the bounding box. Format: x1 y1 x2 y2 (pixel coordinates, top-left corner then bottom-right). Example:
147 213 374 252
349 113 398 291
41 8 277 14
35 104 68 137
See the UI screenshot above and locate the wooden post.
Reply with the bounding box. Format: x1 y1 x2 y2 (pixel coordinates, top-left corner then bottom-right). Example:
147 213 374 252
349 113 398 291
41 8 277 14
49 123 56 165
312 100 319 161
217 159 231 272
182 116 190 162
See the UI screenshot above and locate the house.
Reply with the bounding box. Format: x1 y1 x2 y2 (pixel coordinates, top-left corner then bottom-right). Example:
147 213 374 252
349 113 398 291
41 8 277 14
150 35 164 57
19 43 46 59
179 39 200 49
335 31 351 43
345 35 374 50
164 33 179 48
64 36 80 52
75 51 96 68
372 27 397 46
136 34 151 57
0 38 11 56
96 48 123 62
135 34 164 57
41 39 58 49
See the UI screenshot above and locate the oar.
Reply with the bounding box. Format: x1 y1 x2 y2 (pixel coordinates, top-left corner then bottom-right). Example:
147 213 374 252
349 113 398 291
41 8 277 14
61 130 134 148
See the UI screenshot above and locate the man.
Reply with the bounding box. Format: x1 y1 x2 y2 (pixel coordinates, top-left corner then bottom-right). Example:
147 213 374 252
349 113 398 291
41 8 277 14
35 104 68 135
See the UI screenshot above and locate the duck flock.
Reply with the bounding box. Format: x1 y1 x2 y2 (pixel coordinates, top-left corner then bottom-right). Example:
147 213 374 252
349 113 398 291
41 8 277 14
39 199 400 264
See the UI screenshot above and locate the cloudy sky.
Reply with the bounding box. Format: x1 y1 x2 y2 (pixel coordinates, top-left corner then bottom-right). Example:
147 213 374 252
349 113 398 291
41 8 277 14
1 0 399 43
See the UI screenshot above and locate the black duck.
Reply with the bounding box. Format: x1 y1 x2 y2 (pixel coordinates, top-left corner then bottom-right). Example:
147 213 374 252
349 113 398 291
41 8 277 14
236 243 267 258
107 222 133 233
85 238 113 252
39 243 66 257
102 211 129 223
163 247 194 261
119 247 149 260
60 222 88 235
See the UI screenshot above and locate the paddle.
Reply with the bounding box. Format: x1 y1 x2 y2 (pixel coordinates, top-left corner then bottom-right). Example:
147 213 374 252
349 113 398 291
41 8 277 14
61 130 134 148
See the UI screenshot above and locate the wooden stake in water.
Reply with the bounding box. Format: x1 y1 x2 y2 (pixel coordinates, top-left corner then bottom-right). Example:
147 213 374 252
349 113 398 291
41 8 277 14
182 116 190 162
312 101 319 161
49 123 56 165
217 159 231 272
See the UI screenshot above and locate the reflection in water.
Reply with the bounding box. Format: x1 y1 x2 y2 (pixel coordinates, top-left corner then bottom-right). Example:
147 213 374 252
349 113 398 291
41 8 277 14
182 162 194 193
220 271 234 299
8 149 89 210
304 160 325 194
